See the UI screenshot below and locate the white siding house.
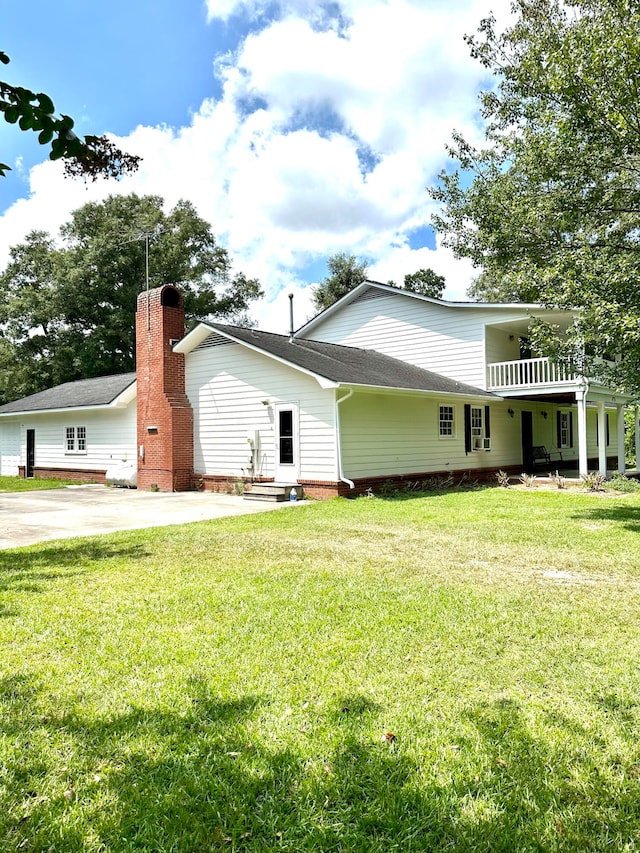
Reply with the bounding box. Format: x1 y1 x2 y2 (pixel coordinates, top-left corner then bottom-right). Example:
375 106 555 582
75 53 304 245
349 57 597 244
0 374 136 482
298 282 632 480
186 335 338 484
0 281 633 497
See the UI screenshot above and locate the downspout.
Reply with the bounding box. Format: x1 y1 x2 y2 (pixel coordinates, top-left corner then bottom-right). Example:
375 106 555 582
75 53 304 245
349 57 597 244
335 388 355 489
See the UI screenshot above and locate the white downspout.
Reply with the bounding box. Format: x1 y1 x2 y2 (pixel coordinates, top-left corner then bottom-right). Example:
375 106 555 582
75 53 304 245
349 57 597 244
616 404 626 474
335 388 355 489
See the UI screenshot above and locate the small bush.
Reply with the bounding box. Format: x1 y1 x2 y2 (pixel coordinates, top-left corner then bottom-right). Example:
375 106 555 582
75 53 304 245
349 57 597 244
549 470 566 489
581 471 606 492
519 473 537 488
496 470 510 488
606 472 640 493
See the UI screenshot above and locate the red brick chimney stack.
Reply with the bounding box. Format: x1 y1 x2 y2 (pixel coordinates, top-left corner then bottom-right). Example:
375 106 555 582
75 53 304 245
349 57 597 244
135 285 194 491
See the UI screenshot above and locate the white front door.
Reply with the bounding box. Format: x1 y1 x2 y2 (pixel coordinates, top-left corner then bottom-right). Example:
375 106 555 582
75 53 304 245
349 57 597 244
274 404 299 482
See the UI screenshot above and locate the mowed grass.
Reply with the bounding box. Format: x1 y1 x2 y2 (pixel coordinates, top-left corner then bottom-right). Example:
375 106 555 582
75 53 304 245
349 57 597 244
0 475 83 492
1 487 640 852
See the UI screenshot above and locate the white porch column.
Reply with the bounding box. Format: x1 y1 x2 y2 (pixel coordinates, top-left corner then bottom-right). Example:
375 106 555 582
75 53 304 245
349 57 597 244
597 401 607 476
576 388 589 477
636 406 640 473
617 405 626 474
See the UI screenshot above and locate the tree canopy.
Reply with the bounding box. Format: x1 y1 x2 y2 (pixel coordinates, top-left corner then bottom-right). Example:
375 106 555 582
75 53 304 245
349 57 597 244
311 253 369 312
403 268 445 299
312 254 446 311
0 194 263 403
431 0 640 393
0 51 140 179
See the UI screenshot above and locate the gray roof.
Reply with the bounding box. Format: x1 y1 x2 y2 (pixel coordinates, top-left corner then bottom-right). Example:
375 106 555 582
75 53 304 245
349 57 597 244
205 323 493 397
0 372 137 415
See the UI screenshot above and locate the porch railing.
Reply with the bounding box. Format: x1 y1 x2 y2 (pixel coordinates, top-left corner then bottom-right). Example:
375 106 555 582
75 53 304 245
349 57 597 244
487 357 577 391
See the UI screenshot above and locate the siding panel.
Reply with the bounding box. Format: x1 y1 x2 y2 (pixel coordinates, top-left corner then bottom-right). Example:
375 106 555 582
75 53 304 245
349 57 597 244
303 292 540 389
15 404 137 472
186 342 337 480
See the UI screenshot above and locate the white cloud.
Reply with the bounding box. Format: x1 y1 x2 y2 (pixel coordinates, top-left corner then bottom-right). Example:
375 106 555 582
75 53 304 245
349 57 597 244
0 0 514 333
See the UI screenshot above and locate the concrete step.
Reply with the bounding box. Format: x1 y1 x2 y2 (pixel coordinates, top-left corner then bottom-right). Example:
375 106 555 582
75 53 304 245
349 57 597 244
244 483 300 502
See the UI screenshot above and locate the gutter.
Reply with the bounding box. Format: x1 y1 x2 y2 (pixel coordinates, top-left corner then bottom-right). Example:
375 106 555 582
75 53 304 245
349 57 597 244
335 388 355 489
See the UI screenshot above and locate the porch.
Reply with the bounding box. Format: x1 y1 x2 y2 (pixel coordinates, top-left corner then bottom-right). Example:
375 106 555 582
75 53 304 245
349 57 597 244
487 357 636 478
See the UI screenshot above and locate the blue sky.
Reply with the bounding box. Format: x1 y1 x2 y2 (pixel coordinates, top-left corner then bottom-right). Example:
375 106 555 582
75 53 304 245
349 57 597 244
0 0 509 331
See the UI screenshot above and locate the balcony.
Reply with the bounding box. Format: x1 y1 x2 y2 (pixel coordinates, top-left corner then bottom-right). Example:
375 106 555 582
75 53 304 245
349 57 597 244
487 357 578 392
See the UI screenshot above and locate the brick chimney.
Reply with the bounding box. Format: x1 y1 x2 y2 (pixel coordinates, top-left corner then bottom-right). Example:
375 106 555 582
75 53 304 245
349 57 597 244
135 285 193 491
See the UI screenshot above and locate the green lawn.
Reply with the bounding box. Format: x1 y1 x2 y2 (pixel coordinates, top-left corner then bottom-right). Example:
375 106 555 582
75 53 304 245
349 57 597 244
1 487 640 851
0 475 84 492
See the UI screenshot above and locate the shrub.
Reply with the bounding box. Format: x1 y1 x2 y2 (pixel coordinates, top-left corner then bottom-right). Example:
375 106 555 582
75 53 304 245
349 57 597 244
606 472 640 493
519 473 537 488
581 471 606 492
496 470 510 488
549 470 566 490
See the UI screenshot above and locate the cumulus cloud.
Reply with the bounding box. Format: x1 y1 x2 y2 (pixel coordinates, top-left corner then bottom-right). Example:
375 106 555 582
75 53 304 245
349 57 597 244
0 0 513 333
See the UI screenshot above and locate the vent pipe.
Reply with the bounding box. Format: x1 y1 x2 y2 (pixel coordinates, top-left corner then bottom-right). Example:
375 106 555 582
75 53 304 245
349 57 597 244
288 293 294 342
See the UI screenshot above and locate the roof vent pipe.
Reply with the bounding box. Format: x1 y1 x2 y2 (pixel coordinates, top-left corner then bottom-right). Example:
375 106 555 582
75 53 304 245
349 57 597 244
288 293 294 342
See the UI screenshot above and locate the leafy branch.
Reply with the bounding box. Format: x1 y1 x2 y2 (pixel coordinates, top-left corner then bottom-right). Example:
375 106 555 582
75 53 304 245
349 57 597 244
0 50 140 179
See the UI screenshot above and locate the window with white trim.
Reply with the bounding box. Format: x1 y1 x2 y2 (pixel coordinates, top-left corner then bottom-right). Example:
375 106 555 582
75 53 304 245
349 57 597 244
558 412 571 447
65 426 87 454
471 406 491 450
439 404 455 438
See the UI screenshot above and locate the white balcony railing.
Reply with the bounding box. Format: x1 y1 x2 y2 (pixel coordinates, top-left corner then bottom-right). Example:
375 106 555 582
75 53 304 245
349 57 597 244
488 357 578 391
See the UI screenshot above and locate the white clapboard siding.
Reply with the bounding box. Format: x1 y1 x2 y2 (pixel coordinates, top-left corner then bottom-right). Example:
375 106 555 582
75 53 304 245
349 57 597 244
16 404 137 472
187 342 337 481
0 422 20 475
303 290 536 389
339 394 569 478
586 408 618 457
484 325 522 366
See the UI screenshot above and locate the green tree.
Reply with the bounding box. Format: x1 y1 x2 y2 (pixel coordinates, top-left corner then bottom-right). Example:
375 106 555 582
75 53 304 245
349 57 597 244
466 270 541 304
431 0 640 393
0 194 262 403
403 268 445 299
312 253 368 312
0 51 140 179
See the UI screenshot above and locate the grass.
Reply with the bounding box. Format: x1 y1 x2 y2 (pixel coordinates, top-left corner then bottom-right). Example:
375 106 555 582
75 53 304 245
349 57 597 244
0 475 84 492
1 487 640 851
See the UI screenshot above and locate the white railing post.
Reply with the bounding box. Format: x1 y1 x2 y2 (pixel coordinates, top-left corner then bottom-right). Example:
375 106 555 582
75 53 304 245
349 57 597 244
487 357 576 390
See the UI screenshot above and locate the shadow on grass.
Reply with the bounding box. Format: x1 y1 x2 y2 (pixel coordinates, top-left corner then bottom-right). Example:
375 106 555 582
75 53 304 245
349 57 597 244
571 503 640 532
2 680 639 851
0 540 150 598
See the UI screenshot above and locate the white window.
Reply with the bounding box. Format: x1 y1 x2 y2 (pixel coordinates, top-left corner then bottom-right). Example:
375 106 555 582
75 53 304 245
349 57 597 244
439 405 455 438
471 406 491 451
65 426 87 454
559 412 571 448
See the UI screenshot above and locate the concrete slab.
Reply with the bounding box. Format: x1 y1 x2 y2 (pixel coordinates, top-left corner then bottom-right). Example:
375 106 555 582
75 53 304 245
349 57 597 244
0 485 303 550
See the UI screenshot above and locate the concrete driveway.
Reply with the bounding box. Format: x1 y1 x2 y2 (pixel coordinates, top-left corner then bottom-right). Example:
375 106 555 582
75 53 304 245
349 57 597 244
0 485 297 550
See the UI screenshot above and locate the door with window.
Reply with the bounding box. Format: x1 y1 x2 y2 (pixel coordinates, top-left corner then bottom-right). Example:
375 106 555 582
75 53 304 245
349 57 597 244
274 404 298 481
26 429 35 478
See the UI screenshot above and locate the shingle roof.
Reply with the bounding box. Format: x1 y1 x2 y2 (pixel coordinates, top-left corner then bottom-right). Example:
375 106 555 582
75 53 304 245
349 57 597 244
0 372 137 415
205 323 493 398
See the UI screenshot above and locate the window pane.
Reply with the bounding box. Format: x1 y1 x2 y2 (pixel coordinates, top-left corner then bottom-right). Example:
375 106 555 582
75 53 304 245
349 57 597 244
439 405 454 436
279 410 293 438
280 437 294 464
